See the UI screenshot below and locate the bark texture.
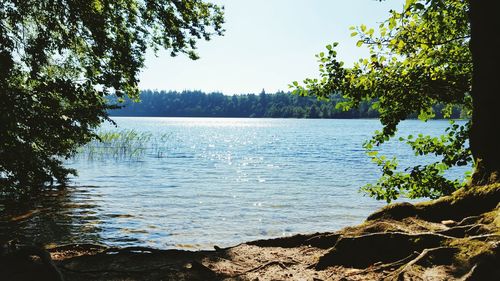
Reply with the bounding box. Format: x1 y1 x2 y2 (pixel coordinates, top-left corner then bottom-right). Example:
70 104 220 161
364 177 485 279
469 0 500 185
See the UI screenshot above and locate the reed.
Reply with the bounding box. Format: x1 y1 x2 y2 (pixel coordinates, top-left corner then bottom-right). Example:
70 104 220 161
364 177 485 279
76 129 171 160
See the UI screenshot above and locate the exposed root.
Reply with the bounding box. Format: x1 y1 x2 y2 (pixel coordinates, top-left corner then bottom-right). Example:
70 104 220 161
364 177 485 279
367 202 418 221
438 223 490 238
328 253 419 280
59 263 173 274
103 246 165 254
304 233 341 249
246 232 340 249
459 259 500 281
457 215 483 226
315 232 452 270
368 183 500 222
383 247 457 281
242 260 297 274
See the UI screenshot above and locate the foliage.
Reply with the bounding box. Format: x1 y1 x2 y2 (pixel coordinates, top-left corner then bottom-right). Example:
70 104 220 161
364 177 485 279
0 0 224 194
110 90 466 119
110 90 380 118
292 0 472 202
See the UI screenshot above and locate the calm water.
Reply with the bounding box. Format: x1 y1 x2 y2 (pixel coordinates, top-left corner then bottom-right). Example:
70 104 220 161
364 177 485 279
0 118 469 249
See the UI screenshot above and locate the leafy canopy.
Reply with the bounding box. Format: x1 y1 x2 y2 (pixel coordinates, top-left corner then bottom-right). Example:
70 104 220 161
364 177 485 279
292 0 471 202
0 0 224 194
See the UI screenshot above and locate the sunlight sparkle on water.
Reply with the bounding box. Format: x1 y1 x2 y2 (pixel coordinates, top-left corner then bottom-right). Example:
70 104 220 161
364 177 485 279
4 118 470 250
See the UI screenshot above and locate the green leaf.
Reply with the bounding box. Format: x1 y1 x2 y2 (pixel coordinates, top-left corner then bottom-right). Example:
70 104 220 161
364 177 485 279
0 0 225 192
289 0 472 202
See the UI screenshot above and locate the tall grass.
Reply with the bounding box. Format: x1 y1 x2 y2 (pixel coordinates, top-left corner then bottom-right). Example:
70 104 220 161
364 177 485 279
76 130 171 161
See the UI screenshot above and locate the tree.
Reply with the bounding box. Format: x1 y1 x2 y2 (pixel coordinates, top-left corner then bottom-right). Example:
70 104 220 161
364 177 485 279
293 0 499 202
468 0 500 186
0 0 224 194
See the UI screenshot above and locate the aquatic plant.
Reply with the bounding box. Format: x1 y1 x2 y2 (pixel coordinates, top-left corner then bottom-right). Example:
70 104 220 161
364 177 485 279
75 130 171 161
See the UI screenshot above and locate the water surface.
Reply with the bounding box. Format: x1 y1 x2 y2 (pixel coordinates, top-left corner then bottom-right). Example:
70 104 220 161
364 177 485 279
0 118 469 249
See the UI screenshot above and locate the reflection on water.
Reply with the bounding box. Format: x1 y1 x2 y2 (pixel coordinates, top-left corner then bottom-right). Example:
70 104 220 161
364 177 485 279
0 188 105 246
0 118 470 249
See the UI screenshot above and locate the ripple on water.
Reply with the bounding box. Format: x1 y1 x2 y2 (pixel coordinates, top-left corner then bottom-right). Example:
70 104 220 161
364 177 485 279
0 118 470 249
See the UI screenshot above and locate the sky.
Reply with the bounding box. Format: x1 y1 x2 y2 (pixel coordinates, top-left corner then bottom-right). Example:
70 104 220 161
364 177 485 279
138 0 404 94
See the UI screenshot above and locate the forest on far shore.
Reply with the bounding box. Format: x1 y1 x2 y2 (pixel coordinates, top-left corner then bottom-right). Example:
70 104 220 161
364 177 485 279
109 90 467 119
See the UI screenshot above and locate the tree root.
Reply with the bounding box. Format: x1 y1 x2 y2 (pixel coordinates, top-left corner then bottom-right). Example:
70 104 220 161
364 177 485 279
457 215 483 226
459 260 500 281
327 252 419 280
246 232 339 249
464 234 500 241
59 259 218 280
383 247 457 281
315 232 452 270
49 243 108 255
59 263 174 274
103 246 165 254
367 184 500 223
438 223 490 238
304 233 341 249
236 259 298 275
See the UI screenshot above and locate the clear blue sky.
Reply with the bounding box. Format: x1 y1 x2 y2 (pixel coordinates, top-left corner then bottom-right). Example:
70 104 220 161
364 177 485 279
138 0 404 94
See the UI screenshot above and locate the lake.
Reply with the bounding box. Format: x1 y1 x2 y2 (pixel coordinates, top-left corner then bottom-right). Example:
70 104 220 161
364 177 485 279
0 118 469 249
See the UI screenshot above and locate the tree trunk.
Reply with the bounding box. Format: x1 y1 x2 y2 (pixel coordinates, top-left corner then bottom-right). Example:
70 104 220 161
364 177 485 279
469 1 500 185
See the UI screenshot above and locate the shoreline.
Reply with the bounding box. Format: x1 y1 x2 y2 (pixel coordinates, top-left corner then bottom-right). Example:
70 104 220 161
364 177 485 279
8 183 497 281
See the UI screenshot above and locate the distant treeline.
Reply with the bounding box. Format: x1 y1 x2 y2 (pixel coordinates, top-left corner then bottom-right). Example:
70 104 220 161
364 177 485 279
109 90 466 119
